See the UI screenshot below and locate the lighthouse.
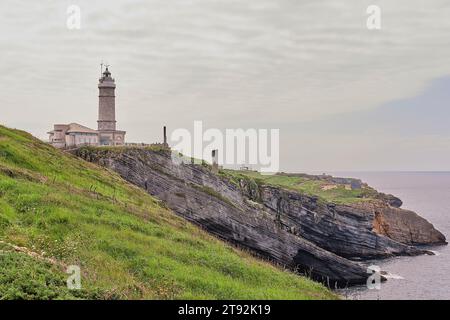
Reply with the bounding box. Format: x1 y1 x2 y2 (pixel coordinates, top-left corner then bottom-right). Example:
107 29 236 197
97 66 126 146
47 65 126 148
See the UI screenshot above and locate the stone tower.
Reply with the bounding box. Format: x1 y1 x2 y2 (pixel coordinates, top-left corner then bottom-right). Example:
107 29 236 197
98 67 116 132
97 67 125 146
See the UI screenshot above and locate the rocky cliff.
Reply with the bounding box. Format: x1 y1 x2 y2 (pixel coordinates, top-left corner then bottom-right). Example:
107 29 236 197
74 147 446 287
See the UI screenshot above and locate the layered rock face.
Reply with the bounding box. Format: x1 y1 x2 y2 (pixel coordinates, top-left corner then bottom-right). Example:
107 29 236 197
74 147 446 287
370 203 446 245
254 186 430 260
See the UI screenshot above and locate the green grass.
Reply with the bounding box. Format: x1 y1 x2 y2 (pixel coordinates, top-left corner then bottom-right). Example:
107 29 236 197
0 250 103 300
221 170 377 205
0 125 337 300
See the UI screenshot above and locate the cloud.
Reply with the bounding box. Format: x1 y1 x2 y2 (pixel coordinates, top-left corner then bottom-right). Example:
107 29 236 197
1 0 450 170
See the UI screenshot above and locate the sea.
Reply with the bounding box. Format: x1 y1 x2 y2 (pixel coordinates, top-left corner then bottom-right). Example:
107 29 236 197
329 172 450 300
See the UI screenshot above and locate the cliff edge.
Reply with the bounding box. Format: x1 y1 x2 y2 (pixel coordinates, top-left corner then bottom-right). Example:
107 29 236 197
75 146 447 287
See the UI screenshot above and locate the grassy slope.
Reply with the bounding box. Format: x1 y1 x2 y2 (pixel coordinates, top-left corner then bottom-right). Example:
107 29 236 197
221 170 377 205
0 125 337 300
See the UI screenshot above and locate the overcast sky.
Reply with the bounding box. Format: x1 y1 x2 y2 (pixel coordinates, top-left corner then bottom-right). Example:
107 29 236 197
1 0 450 171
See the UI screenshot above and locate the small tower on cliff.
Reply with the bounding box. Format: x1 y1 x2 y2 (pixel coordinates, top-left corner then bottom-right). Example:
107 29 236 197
97 66 126 146
211 149 219 173
163 126 168 147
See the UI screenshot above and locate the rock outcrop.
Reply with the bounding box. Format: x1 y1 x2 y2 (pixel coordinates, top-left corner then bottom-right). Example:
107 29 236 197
370 202 447 245
375 193 403 208
252 185 429 260
74 147 446 287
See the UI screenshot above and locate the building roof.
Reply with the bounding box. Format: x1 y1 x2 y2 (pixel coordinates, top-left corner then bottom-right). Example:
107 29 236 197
66 123 98 134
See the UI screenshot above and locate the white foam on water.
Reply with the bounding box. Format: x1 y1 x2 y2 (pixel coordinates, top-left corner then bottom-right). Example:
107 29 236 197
430 250 441 256
383 272 404 280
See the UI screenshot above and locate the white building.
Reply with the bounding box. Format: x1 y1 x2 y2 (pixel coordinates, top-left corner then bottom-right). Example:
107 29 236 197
48 123 99 148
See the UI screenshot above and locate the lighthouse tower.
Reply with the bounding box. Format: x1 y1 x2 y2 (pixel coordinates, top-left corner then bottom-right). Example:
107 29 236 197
97 66 126 146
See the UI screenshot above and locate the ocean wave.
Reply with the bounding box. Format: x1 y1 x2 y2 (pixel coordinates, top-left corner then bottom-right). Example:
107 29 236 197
382 272 404 280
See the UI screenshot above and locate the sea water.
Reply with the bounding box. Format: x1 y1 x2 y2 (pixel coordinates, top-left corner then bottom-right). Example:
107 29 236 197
333 172 450 300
